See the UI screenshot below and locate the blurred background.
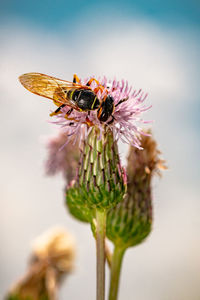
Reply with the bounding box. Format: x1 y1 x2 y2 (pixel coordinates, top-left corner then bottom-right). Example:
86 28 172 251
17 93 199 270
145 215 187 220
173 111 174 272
1 0 200 299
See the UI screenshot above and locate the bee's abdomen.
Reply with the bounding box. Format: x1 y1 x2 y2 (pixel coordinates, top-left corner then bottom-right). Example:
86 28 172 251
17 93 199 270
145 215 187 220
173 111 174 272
69 89 100 111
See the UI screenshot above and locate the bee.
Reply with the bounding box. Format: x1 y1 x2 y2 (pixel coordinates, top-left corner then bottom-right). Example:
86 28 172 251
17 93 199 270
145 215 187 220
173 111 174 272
19 73 128 124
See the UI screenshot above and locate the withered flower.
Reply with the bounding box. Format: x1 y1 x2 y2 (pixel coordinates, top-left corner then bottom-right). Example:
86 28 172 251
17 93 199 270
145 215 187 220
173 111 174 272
6 227 76 300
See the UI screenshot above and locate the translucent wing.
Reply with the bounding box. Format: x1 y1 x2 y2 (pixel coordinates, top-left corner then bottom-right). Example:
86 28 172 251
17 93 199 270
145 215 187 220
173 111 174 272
19 72 90 109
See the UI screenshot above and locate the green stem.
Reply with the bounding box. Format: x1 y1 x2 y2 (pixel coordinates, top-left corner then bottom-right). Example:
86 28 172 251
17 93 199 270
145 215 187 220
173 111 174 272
109 246 126 300
96 209 107 300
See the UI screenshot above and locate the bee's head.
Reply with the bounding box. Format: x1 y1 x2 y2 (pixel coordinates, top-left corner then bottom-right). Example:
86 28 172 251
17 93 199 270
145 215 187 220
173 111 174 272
98 95 114 122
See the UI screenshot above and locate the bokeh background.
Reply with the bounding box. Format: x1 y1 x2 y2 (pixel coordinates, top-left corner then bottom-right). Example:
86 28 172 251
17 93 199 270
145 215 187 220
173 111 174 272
1 0 200 299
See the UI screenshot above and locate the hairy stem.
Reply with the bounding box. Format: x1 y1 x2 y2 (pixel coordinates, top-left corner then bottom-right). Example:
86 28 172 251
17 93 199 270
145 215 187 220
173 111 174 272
96 209 107 300
108 246 125 300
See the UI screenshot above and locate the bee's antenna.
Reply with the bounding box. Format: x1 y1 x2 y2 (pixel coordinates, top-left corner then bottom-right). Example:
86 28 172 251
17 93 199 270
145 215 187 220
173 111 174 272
115 97 129 107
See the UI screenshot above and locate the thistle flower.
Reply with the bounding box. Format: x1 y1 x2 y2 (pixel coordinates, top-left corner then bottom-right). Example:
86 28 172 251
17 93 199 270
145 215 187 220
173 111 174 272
52 76 150 149
20 72 152 300
6 227 76 300
107 132 166 249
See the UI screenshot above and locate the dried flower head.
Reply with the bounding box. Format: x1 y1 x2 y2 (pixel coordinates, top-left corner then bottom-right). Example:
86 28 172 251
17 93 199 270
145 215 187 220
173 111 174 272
52 76 150 148
31 226 76 272
126 130 167 180
6 227 76 300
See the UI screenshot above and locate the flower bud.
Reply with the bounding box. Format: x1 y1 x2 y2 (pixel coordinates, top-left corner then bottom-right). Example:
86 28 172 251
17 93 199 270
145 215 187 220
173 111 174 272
106 132 166 249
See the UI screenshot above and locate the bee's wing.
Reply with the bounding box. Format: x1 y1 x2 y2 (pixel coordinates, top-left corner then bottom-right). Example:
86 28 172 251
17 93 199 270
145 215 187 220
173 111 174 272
19 72 89 108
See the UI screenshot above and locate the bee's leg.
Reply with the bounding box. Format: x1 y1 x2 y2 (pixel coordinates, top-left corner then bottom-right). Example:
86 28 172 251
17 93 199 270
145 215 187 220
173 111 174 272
85 116 94 127
65 108 73 117
107 115 115 125
73 74 80 84
86 78 100 87
86 78 108 97
115 97 129 107
50 104 66 117
64 108 79 122
65 108 90 125
94 86 106 94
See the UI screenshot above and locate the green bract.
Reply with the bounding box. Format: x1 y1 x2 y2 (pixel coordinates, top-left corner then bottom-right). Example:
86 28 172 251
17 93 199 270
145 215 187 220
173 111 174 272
66 184 94 223
106 179 152 249
66 126 126 214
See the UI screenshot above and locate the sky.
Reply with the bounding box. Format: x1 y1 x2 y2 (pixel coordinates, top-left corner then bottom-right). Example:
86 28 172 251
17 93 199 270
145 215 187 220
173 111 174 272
1 0 200 27
1 0 200 299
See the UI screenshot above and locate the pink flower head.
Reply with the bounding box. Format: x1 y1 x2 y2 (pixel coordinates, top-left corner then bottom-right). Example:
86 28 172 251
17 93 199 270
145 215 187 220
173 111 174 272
51 76 151 148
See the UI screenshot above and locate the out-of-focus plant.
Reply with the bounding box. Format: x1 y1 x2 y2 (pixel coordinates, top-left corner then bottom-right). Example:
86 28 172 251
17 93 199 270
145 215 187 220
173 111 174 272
6 227 76 300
